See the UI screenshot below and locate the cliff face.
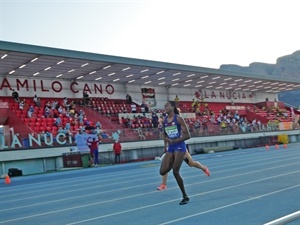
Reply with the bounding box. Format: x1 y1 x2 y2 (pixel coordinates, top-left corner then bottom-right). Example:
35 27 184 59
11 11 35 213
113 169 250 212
272 50 300 78
220 50 300 107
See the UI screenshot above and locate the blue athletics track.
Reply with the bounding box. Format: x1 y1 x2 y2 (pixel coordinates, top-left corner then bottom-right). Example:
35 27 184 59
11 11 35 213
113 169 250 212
0 143 299 225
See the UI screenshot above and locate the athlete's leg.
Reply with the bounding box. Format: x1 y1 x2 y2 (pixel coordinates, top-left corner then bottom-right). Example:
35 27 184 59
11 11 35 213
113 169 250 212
185 152 204 169
157 173 168 190
185 152 210 176
172 151 188 201
162 173 168 185
160 152 174 176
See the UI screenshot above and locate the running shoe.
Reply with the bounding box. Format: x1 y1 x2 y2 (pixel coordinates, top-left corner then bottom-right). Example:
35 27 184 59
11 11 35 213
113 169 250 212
156 183 167 191
204 166 210 177
179 196 190 205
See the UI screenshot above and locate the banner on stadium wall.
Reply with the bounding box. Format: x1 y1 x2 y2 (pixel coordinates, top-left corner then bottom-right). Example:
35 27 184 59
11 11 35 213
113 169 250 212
278 122 293 130
141 88 156 107
75 133 99 152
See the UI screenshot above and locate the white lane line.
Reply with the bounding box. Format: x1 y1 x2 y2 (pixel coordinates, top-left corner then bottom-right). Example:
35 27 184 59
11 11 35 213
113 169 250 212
67 179 300 225
263 211 300 225
1 147 297 194
1 153 297 203
1 148 296 197
2 170 297 225
0 162 298 213
159 185 300 225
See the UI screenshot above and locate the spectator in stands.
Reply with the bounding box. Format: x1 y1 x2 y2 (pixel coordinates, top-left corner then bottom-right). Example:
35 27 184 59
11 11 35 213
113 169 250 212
51 100 58 110
79 109 85 116
210 111 216 123
87 136 101 167
126 94 132 104
45 101 50 108
174 95 179 103
79 126 85 134
35 98 41 107
193 119 201 136
27 105 34 118
240 122 246 133
158 121 164 139
33 94 38 103
191 99 197 112
120 117 126 127
234 111 240 121
232 122 239 133
191 98 195 108
54 117 62 127
44 106 50 118
94 127 102 136
152 112 159 128
57 106 63 114
63 97 68 106
12 89 20 102
216 115 222 124
83 91 90 106
58 127 64 134
85 120 95 131
113 140 122 165
63 123 70 135
19 100 25 110
145 103 149 113
141 101 147 115
64 110 70 119
131 103 137 113
228 120 234 133
44 131 52 145
220 120 227 134
69 108 75 117
204 101 208 110
202 119 208 135
70 100 76 110
126 117 132 128
274 99 278 108
64 126 72 138
246 122 252 132
95 121 102 129
78 113 84 126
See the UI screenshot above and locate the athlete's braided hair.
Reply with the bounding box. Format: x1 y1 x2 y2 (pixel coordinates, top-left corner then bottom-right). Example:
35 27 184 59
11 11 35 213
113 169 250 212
168 100 180 115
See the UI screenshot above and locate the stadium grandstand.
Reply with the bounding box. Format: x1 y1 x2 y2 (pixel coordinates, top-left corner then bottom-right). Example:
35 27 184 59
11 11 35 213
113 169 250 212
0 40 299 175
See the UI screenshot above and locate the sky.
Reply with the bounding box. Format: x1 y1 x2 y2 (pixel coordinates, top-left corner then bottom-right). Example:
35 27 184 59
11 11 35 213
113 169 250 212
0 0 299 69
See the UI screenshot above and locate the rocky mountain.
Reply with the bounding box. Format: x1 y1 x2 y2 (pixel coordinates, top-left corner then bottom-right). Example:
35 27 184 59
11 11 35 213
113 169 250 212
220 50 300 107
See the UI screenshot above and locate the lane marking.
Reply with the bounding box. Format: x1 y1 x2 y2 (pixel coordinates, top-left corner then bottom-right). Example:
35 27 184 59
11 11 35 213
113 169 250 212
1 162 299 211
1 170 298 224
263 211 300 225
1 148 296 195
1 152 297 200
159 185 300 225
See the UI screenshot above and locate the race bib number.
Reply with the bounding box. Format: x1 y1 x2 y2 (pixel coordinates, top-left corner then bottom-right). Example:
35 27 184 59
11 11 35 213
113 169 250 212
165 125 179 139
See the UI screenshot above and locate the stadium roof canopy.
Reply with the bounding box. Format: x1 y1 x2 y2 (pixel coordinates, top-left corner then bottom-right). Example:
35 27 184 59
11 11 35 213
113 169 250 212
1 40 299 94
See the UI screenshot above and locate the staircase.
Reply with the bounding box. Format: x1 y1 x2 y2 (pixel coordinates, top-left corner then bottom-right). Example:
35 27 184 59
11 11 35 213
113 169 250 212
79 107 139 142
79 106 120 129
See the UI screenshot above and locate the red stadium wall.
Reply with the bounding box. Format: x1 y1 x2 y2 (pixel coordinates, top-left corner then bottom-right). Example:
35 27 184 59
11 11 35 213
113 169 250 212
5 109 32 139
0 108 9 125
246 110 268 123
